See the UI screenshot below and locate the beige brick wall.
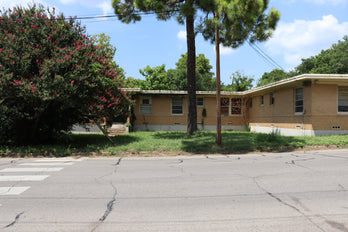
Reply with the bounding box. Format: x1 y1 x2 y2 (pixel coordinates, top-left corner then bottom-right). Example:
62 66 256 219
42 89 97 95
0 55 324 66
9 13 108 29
311 84 348 130
134 95 245 126
132 82 348 133
248 86 313 130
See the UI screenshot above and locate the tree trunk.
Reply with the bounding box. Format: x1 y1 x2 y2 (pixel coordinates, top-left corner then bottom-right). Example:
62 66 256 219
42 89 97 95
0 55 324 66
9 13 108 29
186 3 197 135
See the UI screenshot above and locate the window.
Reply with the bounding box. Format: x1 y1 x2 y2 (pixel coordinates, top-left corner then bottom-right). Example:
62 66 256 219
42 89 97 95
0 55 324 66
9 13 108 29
231 98 242 115
338 87 348 112
249 98 253 108
260 95 264 105
172 97 183 115
295 88 303 113
221 98 230 116
197 97 204 107
270 93 274 105
140 97 152 114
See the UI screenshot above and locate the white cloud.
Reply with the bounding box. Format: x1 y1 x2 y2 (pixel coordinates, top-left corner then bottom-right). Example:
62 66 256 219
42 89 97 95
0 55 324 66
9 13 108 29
265 15 348 67
59 0 113 16
219 44 235 55
97 1 113 16
59 0 75 4
304 0 346 5
177 30 186 40
211 44 235 55
287 0 346 5
1 0 47 9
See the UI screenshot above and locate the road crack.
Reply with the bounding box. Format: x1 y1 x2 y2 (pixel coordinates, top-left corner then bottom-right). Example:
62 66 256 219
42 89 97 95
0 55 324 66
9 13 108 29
99 182 117 222
325 220 348 232
4 211 24 228
90 158 121 232
252 177 327 232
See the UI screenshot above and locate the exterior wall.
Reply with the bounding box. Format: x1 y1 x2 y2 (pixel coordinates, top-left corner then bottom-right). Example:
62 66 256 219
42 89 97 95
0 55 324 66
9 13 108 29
134 95 187 127
249 85 314 135
133 95 247 132
311 84 348 134
131 78 348 136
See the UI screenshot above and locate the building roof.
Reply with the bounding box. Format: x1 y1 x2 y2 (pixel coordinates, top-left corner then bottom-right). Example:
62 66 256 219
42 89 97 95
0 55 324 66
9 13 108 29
123 74 348 97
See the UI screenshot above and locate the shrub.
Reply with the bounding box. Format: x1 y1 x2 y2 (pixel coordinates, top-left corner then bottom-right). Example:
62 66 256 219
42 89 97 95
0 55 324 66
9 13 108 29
0 5 130 144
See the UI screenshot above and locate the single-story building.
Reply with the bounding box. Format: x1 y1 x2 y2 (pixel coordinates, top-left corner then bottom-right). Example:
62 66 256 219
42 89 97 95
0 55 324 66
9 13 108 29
127 74 348 136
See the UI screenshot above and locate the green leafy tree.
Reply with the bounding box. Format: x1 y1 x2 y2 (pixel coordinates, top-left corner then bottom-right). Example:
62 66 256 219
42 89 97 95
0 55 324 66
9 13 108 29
139 64 170 90
257 69 289 86
169 53 216 91
112 0 217 135
0 5 130 144
260 36 348 86
130 53 215 91
223 71 254 91
296 36 348 74
92 33 127 81
122 77 145 88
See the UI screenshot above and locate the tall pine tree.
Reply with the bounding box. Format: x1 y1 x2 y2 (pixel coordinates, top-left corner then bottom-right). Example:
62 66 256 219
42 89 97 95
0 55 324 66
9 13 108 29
112 0 215 135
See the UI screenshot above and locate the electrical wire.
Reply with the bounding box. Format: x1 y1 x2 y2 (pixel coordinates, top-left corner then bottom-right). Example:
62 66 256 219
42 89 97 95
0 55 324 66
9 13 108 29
1 7 284 71
248 41 283 70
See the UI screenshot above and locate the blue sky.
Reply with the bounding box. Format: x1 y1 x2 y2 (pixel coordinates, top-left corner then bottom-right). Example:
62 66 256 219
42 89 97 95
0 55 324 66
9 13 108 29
2 0 348 86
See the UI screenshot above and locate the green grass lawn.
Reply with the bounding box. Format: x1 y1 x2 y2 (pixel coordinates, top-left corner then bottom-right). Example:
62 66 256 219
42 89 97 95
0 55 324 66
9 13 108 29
2 131 348 157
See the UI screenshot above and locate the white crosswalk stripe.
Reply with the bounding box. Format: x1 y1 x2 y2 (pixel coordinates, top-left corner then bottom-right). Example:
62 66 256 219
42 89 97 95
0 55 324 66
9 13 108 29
0 167 63 172
0 158 81 196
35 158 83 162
0 187 31 195
19 162 73 166
0 175 49 181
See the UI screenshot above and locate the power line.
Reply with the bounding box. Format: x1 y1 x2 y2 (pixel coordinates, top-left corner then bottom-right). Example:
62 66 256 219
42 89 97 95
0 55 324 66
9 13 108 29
248 41 283 70
0 9 179 21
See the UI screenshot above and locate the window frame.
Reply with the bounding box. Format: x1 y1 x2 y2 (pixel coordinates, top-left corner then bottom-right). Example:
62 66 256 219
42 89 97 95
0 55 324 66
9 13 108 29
231 98 242 115
171 97 184 115
221 97 230 116
338 86 348 113
139 97 152 115
270 92 274 105
197 97 204 107
294 87 304 114
260 95 264 106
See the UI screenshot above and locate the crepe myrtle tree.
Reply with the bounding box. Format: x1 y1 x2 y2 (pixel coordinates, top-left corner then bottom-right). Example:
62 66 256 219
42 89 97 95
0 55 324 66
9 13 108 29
0 5 131 144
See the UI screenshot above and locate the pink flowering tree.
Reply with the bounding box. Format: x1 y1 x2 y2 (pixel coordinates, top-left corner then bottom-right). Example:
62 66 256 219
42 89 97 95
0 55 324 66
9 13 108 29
0 5 130 144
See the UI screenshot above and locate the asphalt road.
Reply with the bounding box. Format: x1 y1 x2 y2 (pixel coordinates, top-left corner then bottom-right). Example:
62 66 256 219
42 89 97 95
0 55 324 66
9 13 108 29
0 149 348 232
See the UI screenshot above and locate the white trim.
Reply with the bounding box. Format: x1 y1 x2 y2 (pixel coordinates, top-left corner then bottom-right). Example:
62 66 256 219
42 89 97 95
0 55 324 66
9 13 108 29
171 97 184 115
337 86 348 113
197 97 204 107
250 126 348 136
139 96 152 115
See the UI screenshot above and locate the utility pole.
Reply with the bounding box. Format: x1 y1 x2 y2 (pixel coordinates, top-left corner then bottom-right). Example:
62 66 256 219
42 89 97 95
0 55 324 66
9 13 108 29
215 12 221 145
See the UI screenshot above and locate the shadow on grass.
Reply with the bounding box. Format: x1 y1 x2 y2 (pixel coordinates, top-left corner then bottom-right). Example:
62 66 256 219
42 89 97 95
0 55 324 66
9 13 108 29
152 131 187 140
1 133 140 157
177 131 306 154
